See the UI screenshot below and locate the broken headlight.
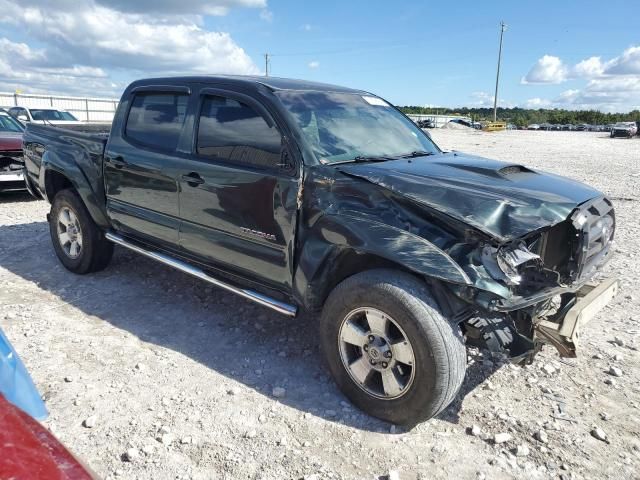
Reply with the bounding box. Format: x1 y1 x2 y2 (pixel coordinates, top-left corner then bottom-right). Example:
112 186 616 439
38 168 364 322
481 242 541 286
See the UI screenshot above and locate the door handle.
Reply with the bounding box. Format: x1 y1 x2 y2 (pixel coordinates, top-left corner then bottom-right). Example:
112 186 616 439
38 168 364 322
109 156 127 169
181 172 205 186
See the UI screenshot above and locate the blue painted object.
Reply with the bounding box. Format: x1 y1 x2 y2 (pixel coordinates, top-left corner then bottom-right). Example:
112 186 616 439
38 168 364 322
0 327 48 420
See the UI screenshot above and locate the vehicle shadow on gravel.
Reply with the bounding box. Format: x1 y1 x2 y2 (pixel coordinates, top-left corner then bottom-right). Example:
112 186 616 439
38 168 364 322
0 220 499 432
0 191 37 204
437 353 503 424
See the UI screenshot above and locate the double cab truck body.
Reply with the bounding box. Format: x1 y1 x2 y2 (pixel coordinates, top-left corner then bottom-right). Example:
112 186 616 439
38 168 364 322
23 76 618 425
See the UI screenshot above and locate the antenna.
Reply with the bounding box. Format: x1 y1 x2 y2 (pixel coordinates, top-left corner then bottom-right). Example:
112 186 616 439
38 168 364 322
493 21 507 122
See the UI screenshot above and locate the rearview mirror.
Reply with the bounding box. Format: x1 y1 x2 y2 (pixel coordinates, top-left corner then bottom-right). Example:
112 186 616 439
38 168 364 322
17 115 29 122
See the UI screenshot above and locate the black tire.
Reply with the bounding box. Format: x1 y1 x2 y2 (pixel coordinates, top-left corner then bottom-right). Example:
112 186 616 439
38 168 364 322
49 189 113 274
319 269 466 426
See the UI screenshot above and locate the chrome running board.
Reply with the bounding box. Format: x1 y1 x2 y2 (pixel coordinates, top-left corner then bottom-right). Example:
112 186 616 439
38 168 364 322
105 231 298 317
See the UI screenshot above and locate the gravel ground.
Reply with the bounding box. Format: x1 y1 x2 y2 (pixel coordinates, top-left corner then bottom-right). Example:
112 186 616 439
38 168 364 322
1 130 639 480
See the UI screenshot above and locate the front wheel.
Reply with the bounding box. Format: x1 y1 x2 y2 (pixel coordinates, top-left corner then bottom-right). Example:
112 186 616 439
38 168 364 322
49 189 113 274
320 270 467 426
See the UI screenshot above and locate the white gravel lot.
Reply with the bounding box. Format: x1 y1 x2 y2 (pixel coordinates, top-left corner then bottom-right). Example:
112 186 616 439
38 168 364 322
1 130 639 480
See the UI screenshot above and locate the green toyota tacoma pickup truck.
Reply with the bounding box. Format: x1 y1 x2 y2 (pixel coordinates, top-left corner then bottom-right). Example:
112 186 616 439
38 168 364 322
22 76 618 425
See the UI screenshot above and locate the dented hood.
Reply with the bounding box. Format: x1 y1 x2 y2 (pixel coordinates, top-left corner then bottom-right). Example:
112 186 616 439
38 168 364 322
337 152 602 241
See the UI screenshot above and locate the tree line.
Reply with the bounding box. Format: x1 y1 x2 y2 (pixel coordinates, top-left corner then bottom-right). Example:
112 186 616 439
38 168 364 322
399 106 640 127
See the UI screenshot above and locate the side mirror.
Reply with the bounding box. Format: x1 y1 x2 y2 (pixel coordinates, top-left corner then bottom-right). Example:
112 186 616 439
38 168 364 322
17 115 29 122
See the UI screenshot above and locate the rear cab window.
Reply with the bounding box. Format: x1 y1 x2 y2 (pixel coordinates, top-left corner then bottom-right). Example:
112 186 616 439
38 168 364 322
196 95 282 169
125 93 189 152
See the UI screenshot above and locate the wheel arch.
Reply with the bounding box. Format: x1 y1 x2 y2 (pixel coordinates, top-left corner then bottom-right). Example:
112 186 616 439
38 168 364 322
294 214 472 311
40 149 111 229
44 168 74 203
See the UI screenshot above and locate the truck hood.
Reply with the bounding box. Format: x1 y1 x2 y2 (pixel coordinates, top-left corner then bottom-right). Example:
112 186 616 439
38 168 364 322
337 152 602 241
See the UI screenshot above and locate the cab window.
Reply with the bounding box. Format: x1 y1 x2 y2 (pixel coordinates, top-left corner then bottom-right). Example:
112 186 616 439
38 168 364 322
197 95 281 169
126 93 188 152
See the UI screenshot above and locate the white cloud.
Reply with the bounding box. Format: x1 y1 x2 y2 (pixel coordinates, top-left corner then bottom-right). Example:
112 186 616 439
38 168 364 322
0 38 117 95
603 45 640 75
573 56 604 78
16 0 266 16
301 23 312 31
522 55 568 84
525 97 552 108
0 0 261 95
469 91 514 108
259 9 273 22
521 45 640 111
308 61 320 69
555 78 640 112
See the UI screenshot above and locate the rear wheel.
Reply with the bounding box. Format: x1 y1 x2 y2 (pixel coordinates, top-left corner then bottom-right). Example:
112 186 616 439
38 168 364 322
49 189 113 274
320 269 466 426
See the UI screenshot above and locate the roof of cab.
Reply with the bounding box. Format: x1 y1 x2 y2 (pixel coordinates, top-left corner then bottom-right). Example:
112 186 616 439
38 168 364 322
129 75 367 94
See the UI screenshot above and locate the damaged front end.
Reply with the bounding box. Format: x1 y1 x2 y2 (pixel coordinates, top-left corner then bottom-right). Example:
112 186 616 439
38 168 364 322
462 196 618 362
0 148 25 191
315 154 618 364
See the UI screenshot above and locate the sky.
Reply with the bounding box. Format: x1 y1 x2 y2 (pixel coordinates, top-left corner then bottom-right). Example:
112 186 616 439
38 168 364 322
0 0 638 112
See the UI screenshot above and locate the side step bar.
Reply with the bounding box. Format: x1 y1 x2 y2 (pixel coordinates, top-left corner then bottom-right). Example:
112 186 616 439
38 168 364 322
105 232 298 317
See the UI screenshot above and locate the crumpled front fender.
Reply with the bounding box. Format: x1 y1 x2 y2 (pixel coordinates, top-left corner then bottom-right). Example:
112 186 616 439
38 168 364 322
293 212 472 309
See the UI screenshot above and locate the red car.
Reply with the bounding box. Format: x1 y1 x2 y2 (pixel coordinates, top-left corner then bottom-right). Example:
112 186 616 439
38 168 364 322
0 108 26 192
1 327 95 478
0 395 95 479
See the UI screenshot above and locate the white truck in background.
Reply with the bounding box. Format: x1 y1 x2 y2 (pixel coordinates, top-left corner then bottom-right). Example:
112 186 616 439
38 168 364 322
7 106 85 126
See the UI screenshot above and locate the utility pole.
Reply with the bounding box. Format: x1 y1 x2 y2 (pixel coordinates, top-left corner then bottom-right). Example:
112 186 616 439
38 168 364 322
264 53 270 77
493 21 507 122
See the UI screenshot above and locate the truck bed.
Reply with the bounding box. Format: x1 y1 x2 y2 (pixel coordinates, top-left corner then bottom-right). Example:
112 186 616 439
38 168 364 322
22 123 111 207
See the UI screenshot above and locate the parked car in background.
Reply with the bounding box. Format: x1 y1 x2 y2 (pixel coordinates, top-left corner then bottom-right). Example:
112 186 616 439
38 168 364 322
8 106 84 125
527 124 540 130
0 108 25 192
610 122 638 138
416 118 435 128
449 118 473 128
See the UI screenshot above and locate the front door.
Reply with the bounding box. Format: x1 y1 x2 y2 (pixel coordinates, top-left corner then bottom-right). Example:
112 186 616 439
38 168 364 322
177 90 299 290
104 88 190 247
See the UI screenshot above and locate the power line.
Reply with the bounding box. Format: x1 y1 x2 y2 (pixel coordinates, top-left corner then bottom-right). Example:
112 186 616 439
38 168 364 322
493 21 507 122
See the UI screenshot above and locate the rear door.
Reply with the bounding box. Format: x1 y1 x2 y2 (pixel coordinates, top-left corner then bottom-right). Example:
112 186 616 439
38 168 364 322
104 86 192 247
177 87 299 290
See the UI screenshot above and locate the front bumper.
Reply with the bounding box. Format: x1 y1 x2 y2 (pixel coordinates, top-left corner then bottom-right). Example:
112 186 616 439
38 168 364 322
0 171 25 191
535 277 619 357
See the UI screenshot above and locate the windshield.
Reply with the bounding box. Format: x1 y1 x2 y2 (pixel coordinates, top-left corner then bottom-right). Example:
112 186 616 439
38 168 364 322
276 91 439 164
30 109 78 121
0 113 24 132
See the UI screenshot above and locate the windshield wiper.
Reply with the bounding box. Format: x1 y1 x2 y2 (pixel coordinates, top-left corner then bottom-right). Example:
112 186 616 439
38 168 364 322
329 155 395 165
399 150 435 158
353 155 394 162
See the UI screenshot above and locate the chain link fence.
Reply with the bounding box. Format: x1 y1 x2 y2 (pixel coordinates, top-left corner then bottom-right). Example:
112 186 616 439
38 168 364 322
0 92 119 122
